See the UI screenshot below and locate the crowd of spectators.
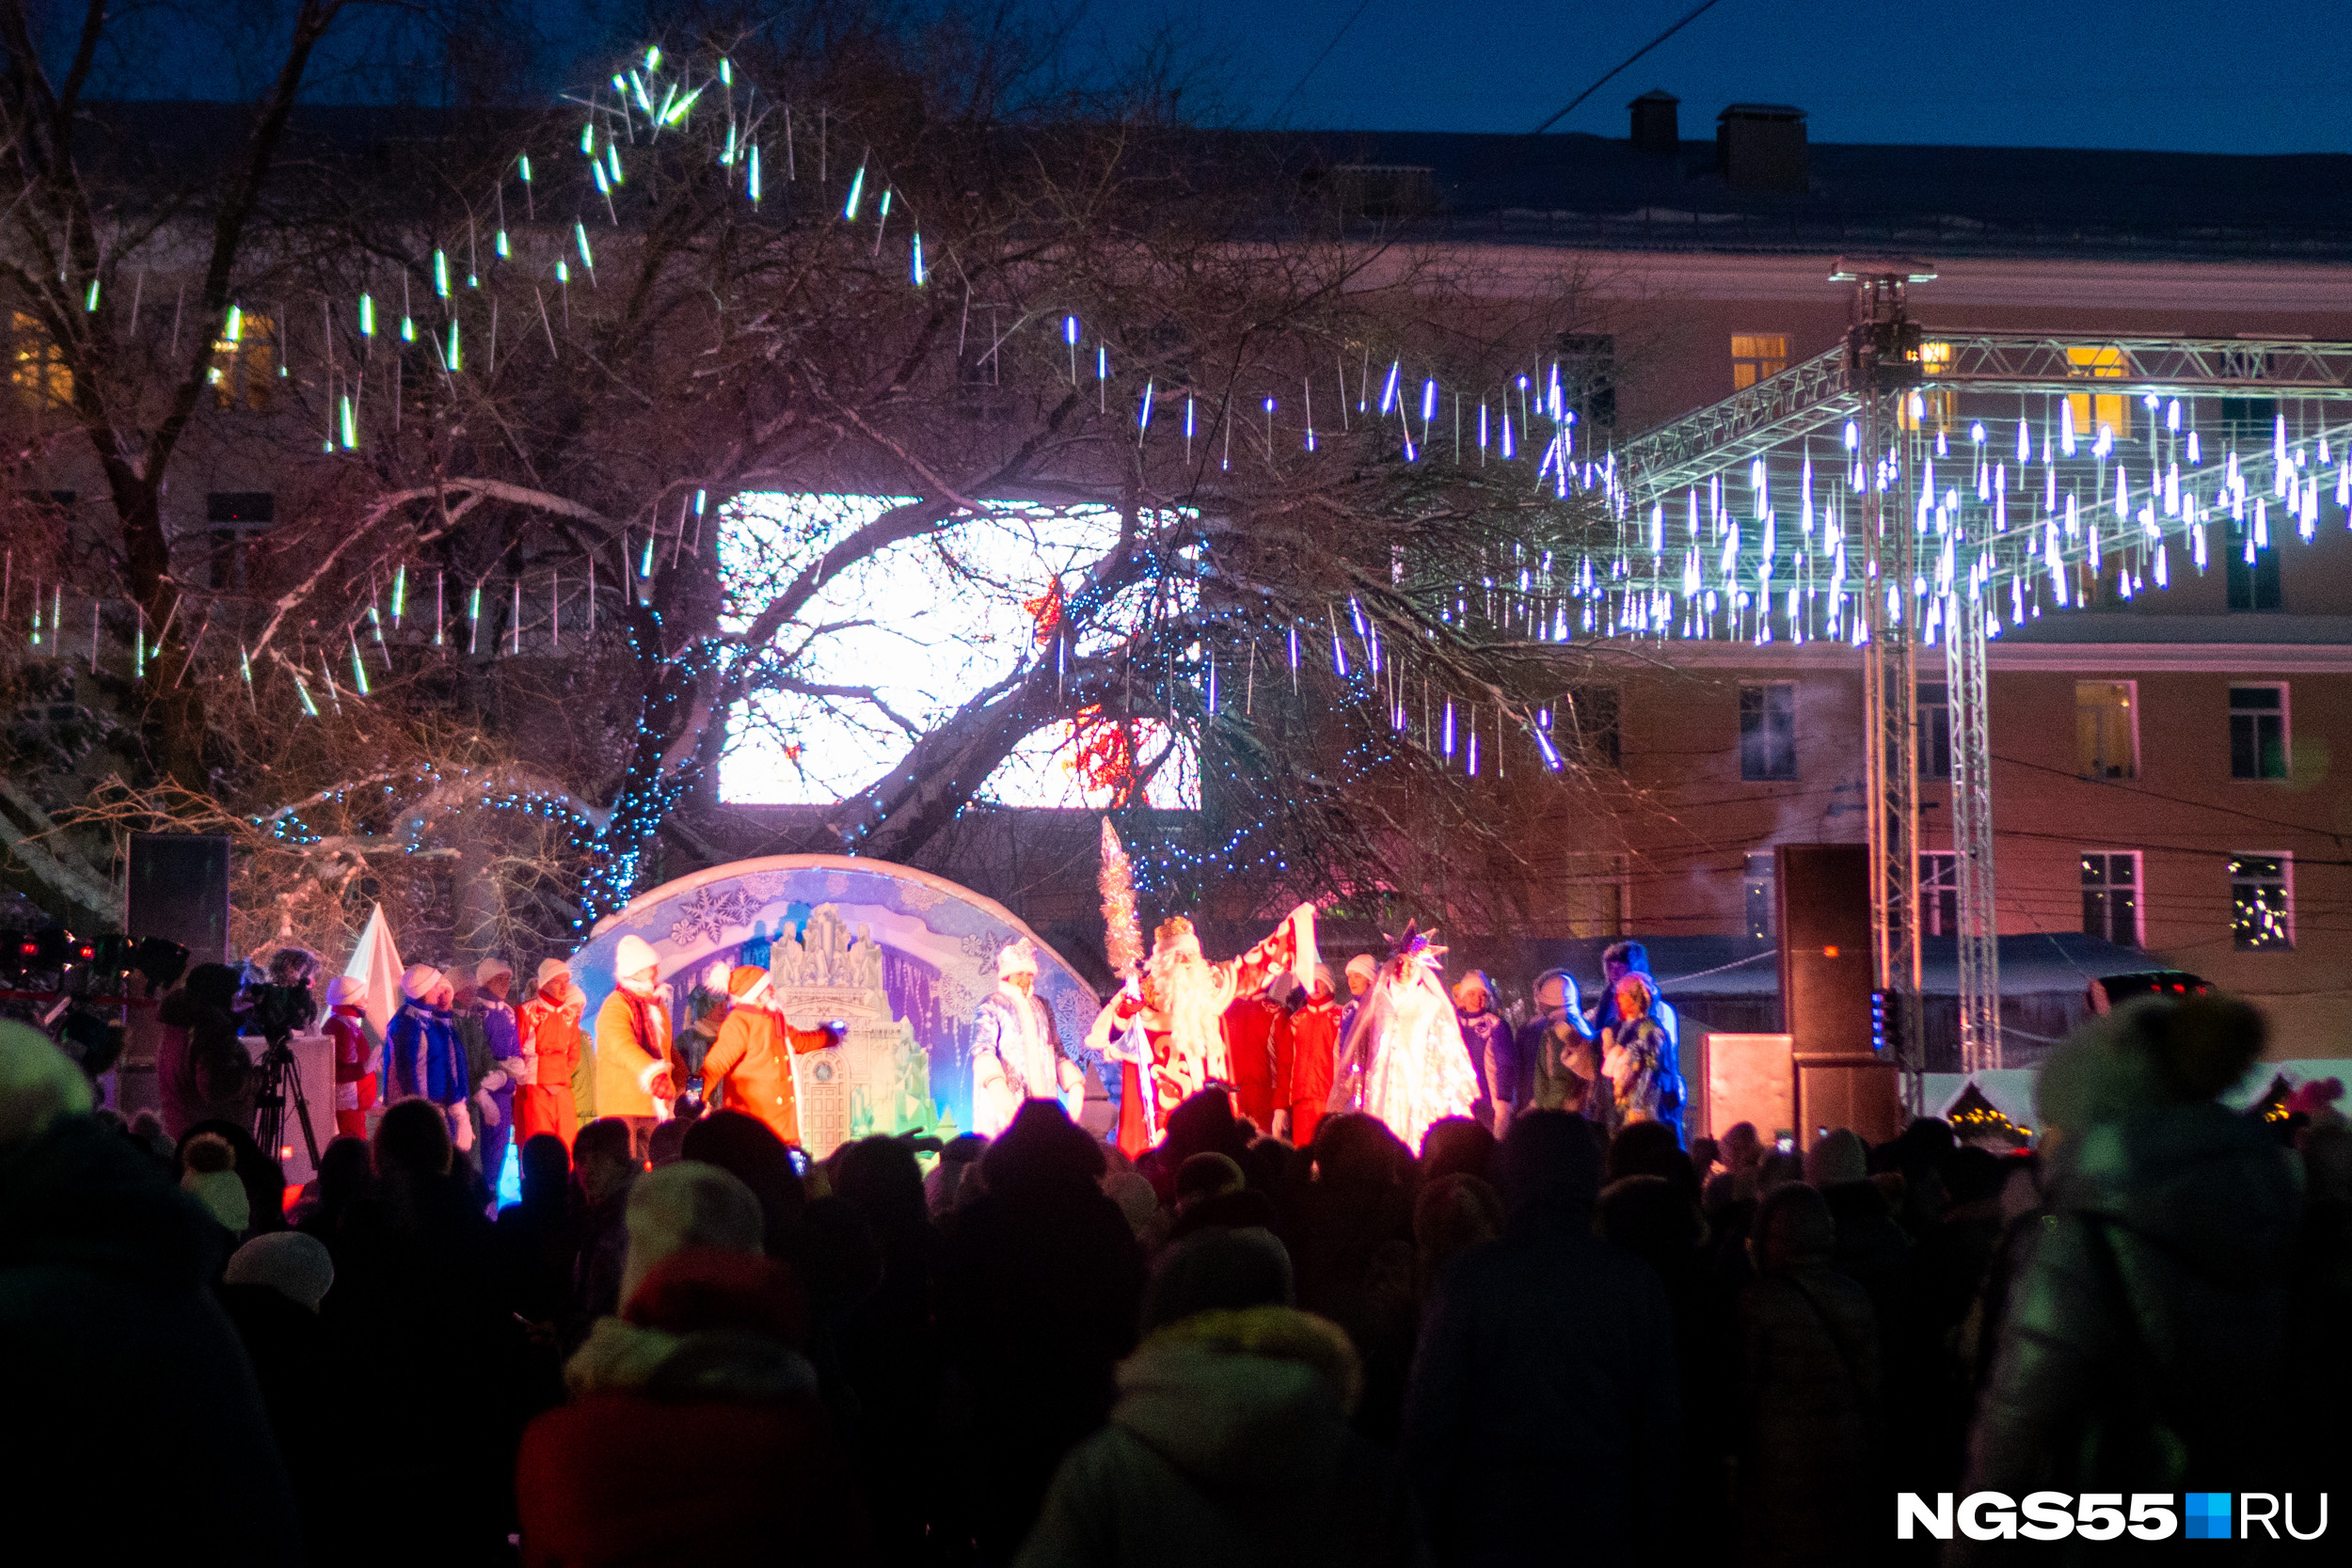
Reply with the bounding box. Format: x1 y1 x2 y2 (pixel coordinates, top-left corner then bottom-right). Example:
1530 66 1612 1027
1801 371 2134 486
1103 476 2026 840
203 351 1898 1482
0 989 2344 1566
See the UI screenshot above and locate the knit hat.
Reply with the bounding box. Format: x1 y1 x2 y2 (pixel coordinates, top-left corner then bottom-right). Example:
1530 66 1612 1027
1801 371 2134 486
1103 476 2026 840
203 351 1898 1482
323 974 361 1009
0 1019 94 1148
182 1132 251 1233
475 957 514 986
1344 954 1378 985
1312 962 1334 994
1804 1128 1869 1187
400 964 443 1002
996 938 1040 979
726 965 772 1004
536 958 571 991
1452 970 1494 1006
614 934 660 981
1139 1226 1295 1331
225 1231 335 1313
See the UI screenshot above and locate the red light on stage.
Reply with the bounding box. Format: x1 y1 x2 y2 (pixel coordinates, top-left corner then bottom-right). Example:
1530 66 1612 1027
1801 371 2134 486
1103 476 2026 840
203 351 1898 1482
1821 945 1839 958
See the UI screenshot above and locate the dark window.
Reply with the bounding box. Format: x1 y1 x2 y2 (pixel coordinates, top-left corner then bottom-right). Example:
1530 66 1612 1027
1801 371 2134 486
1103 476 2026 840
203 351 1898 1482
1740 683 1797 780
1561 684 1620 768
2229 685 2288 779
2218 393 2278 442
1743 850 1775 940
1917 682 1952 781
2230 854 2292 950
2082 852 2139 946
2227 524 2283 610
1920 852 1959 936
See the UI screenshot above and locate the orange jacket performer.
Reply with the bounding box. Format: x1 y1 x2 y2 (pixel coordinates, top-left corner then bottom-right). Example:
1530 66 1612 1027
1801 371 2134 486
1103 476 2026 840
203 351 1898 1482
595 934 676 1151
516 958 586 1150
700 965 841 1146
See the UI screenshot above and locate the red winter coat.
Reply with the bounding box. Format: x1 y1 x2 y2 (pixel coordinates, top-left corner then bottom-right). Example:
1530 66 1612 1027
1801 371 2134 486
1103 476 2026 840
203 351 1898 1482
516 1249 867 1568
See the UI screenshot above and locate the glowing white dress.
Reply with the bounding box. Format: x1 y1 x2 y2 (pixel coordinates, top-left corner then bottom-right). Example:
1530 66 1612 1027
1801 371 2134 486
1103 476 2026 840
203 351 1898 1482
1332 945 1478 1155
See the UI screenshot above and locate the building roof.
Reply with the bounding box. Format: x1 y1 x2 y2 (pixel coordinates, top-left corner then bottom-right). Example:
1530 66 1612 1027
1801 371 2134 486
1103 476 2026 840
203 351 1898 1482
1280 129 2352 262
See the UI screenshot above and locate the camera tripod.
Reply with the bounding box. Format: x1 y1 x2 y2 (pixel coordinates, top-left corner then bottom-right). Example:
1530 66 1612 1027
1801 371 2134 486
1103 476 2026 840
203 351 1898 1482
252 1037 323 1170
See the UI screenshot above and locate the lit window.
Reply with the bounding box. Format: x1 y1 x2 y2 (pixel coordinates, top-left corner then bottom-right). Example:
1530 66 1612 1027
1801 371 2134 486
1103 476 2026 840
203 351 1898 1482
1743 850 1775 940
1730 333 1788 390
2229 854 2292 951
1919 852 1958 936
1740 683 1797 780
9 311 72 405
2064 344 2131 441
2081 852 2140 946
210 311 277 410
2075 680 2137 780
1898 342 1956 430
2229 685 2288 780
1916 682 1952 781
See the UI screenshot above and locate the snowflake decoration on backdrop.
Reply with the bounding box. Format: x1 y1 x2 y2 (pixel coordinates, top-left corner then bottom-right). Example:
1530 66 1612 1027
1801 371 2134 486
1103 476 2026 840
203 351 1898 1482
665 884 772 948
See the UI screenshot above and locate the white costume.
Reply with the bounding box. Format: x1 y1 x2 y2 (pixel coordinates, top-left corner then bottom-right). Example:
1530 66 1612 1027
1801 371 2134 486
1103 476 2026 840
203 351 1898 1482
969 939 1080 1136
1330 928 1478 1156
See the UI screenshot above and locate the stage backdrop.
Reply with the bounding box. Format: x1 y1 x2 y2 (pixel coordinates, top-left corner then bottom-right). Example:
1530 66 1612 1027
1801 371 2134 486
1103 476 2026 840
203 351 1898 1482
571 856 1100 1155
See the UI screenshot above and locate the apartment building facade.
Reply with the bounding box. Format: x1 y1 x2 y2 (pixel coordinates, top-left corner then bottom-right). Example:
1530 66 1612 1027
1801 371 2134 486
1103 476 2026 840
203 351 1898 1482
1358 97 2352 1060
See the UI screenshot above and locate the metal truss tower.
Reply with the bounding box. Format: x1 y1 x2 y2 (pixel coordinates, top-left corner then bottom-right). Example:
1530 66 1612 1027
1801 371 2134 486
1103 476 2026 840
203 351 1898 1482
1845 264 1929 1106
1606 291 2352 1104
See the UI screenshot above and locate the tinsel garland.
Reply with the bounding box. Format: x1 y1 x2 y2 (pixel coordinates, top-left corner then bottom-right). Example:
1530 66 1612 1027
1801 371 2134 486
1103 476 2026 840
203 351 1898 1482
1098 816 1142 980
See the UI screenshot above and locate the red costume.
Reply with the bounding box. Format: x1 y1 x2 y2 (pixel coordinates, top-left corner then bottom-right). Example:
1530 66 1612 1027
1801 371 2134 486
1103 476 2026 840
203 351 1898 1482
1277 990 1342 1148
1222 993 1283 1132
516 963 584 1151
1090 906 1318 1160
325 1000 375 1140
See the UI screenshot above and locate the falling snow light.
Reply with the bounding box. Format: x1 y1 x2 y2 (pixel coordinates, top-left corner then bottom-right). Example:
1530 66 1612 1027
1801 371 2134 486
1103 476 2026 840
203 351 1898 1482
843 166 866 221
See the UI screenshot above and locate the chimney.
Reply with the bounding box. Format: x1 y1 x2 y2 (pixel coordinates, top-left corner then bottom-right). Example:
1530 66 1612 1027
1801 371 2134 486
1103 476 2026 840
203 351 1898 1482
1716 103 1808 192
1629 89 1679 155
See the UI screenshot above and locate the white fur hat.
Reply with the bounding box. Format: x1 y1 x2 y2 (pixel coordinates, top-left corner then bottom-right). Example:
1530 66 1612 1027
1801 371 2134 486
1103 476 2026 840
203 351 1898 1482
323 974 361 1009
996 939 1040 979
1344 954 1378 984
475 957 514 986
400 964 444 1002
614 934 660 980
536 958 572 991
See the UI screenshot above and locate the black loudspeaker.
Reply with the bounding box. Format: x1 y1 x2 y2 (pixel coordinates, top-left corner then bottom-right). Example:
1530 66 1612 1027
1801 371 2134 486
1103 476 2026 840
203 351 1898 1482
1774 844 1872 1054
127 833 231 966
1774 843 1900 1142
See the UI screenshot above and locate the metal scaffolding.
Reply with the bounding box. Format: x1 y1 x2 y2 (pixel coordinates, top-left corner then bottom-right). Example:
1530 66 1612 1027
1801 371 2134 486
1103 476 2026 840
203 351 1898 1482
1591 283 2352 1108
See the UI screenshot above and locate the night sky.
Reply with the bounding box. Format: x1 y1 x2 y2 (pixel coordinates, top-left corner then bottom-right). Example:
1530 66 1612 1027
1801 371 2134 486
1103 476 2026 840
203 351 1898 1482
1068 0 2352 153
55 0 2352 155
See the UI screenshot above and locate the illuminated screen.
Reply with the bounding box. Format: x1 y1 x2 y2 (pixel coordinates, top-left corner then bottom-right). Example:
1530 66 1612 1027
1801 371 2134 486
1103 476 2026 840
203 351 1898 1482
718 494 1198 809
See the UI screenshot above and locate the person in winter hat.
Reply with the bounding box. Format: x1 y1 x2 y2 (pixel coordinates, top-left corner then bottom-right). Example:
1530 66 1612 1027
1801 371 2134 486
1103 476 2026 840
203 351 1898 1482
1451 970 1517 1137
322 974 376 1140
1271 963 1343 1147
1337 954 1376 1056
226 1230 336 1314
1016 1297 1410 1568
469 958 527 1192
595 935 675 1159
182 1130 254 1238
1955 995 2301 1560
387 964 472 1154
702 964 840 1147
973 939 1083 1137
516 1243 868 1567
516 958 584 1150
0 1020 305 1566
